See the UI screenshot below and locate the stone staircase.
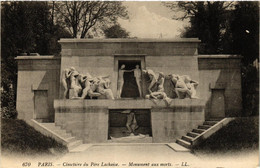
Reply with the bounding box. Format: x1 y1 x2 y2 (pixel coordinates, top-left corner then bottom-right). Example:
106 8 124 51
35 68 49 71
176 118 234 149
36 122 83 151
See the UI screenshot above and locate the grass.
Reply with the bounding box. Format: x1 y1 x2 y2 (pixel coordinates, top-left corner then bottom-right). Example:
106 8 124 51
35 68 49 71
193 116 259 154
1 118 67 155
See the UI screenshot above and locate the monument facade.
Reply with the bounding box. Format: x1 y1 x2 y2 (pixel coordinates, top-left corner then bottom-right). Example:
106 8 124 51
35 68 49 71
15 38 242 143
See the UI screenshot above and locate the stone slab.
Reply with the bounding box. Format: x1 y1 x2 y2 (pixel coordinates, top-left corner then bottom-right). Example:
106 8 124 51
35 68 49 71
167 143 190 152
69 144 93 153
54 99 206 110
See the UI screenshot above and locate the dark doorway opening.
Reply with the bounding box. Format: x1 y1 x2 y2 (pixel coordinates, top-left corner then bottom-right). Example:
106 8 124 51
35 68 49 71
108 109 152 141
118 60 141 98
210 89 225 119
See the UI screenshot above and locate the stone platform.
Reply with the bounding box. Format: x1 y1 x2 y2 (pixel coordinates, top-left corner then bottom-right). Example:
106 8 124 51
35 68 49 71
54 99 206 143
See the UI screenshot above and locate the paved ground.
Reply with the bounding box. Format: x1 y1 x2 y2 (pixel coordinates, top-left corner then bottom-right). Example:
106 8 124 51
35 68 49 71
1 144 258 168
59 144 199 168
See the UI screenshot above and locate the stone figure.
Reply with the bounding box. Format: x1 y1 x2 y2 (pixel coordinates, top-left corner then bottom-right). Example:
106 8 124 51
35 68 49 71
183 75 199 99
61 67 75 99
62 67 115 99
96 76 115 99
145 91 171 106
145 71 171 105
70 70 82 98
117 64 132 98
79 74 114 99
121 110 138 136
80 75 101 99
157 72 165 92
143 69 157 93
133 65 142 97
170 74 199 99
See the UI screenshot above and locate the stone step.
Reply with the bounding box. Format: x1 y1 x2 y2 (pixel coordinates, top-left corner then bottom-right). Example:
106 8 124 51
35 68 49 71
167 143 190 152
41 123 62 129
69 144 93 153
198 125 211 130
176 139 191 149
192 129 205 134
181 135 194 143
203 121 218 126
65 136 77 143
108 136 153 143
58 132 73 139
68 140 83 151
187 132 200 138
52 129 67 135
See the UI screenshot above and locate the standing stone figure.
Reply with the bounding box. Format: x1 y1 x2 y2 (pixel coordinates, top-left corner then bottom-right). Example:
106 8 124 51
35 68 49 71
143 69 157 93
133 65 142 97
157 72 165 92
117 64 132 98
61 67 75 99
70 70 82 98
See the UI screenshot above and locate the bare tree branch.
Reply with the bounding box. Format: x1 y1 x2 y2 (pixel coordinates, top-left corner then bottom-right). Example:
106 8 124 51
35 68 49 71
54 1 128 38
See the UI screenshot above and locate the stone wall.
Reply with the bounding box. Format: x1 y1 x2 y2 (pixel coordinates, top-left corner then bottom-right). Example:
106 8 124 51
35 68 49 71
54 99 205 142
59 38 200 98
16 56 61 122
198 55 242 118
55 106 108 143
151 107 205 142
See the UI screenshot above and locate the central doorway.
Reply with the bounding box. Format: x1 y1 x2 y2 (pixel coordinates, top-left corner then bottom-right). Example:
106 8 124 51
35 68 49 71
118 60 141 98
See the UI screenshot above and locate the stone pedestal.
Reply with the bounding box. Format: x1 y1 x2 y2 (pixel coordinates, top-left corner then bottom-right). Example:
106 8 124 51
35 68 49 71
55 105 108 143
54 99 205 143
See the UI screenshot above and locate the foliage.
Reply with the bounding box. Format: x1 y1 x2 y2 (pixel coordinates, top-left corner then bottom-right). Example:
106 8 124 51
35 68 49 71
1 118 67 154
54 1 128 38
241 65 259 116
164 2 234 54
1 2 72 119
164 1 259 116
163 1 259 65
1 89 17 119
230 2 259 65
103 24 130 38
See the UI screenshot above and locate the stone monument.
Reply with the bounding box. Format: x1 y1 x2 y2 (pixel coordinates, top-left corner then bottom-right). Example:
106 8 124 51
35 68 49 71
15 38 242 143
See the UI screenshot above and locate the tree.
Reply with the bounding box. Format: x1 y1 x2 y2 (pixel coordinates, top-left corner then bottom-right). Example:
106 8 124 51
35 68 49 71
230 2 259 116
103 24 129 38
54 1 128 38
164 1 259 116
1 2 71 118
163 2 234 54
230 2 259 65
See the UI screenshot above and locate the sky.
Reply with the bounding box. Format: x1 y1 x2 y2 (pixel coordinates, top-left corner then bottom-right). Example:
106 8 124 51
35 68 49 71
118 2 189 38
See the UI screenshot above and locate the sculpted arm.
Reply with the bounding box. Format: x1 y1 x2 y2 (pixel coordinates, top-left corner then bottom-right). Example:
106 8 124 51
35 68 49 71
65 69 72 78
